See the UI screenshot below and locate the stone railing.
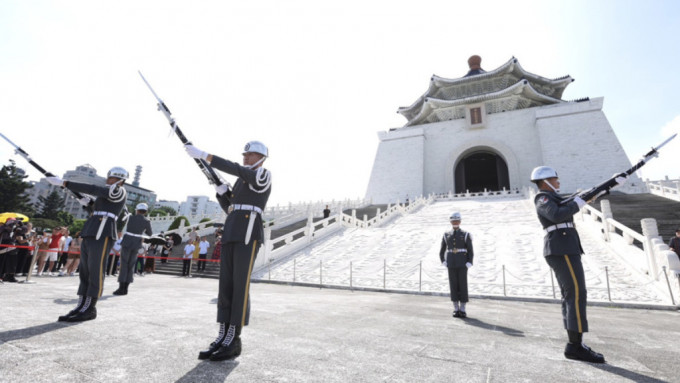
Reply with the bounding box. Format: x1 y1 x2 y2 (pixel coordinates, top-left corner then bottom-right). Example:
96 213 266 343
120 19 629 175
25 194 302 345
576 199 679 303
645 179 680 202
253 196 430 274
431 187 525 200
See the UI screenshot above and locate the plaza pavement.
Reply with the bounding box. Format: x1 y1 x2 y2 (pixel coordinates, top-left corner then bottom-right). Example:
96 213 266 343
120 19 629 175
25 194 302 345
1 274 678 383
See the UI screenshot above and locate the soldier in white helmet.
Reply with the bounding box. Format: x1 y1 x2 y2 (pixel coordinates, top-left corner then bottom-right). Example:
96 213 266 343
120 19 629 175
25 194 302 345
46 166 128 322
114 202 153 296
439 211 474 318
185 140 271 361
531 166 624 363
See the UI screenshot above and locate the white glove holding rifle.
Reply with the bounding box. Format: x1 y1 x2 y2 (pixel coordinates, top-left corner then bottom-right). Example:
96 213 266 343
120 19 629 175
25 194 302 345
78 196 92 206
46 176 64 186
613 173 628 189
184 144 209 161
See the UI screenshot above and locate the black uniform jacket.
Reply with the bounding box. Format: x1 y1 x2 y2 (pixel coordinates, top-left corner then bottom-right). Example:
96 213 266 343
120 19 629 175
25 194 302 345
65 181 127 240
121 214 153 248
534 190 583 256
210 156 271 244
439 228 474 268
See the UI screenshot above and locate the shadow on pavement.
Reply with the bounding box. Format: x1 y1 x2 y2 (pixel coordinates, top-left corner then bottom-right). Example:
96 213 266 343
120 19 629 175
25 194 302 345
0 322 79 343
462 317 525 337
175 360 239 383
594 363 669 383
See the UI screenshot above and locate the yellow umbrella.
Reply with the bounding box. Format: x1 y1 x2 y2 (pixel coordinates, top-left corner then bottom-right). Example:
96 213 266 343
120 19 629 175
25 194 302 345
0 212 30 224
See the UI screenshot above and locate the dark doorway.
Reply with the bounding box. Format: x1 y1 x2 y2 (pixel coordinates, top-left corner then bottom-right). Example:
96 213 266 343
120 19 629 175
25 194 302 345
454 151 509 193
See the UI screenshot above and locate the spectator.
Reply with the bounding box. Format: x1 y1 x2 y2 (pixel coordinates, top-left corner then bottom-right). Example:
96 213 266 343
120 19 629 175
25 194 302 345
197 236 210 272
63 232 82 276
14 223 33 278
211 230 222 262
161 237 173 264
56 230 72 272
39 227 65 276
182 240 195 277
145 243 158 273
323 205 331 219
189 227 199 244
35 230 51 276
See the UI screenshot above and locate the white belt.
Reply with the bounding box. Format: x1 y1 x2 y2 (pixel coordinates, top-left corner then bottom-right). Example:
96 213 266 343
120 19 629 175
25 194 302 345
447 248 468 253
229 204 262 244
544 222 574 234
93 211 118 240
123 232 150 239
231 204 263 214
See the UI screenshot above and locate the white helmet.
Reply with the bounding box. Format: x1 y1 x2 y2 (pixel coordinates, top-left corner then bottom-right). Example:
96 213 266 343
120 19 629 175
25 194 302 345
449 212 461 221
136 203 148 211
530 166 558 183
243 141 269 157
107 166 129 180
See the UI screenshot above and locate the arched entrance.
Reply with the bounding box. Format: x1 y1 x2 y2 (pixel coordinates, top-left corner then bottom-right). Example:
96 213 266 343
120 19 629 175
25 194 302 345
454 151 509 193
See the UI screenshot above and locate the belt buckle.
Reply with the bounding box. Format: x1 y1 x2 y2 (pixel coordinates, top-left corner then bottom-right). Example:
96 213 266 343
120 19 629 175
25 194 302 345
227 206 234 214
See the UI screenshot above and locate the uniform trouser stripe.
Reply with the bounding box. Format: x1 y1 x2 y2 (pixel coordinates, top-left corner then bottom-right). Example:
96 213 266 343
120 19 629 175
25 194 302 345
241 240 257 327
98 237 109 298
563 255 582 333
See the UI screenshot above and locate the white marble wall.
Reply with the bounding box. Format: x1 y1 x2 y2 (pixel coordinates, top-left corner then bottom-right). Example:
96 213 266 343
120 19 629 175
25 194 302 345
366 97 642 204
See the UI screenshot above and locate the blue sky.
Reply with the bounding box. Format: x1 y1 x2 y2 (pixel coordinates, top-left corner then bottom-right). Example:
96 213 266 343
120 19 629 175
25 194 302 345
1 0 679 206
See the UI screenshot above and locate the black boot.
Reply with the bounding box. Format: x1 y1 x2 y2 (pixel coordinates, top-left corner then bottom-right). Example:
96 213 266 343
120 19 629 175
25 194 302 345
209 324 242 361
113 283 125 295
58 296 84 322
123 282 129 294
198 323 227 360
564 331 605 363
67 296 98 322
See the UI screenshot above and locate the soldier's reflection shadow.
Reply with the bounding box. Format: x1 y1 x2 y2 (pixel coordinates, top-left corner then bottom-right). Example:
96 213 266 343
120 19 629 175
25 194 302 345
462 317 525 337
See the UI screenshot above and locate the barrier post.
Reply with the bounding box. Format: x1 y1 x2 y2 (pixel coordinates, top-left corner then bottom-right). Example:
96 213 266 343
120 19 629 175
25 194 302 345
293 258 296 282
605 266 612 302
419 261 422 292
350 261 353 291
502 265 506 296
662 266 676 305
320 260 322 288
23 246 40 284
383 259 386 289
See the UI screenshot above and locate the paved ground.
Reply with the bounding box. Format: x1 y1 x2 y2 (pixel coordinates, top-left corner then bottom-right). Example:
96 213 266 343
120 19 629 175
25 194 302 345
1 274 679 383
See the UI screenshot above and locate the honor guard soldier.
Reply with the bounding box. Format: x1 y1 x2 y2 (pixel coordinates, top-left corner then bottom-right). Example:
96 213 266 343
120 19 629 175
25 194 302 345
47 167 128 322
114 202 153 295
185 140 271 361
531 166 624 363
439 212 474 318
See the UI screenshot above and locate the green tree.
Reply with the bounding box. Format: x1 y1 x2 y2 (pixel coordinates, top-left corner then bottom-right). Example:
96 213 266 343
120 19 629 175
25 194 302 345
57 210 75 227
158 206 177 216
37 190 65 220
0 160 33 214
69 219 86 235
149 209 168 217
168 216 190 230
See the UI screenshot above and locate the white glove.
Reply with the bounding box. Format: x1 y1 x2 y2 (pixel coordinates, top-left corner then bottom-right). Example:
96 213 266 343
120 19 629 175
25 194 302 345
613 174 628 188
46 176 64 186
465 262 472 269
77 196 91 206
184 144 209 160
574 196 587 208
214 183 230 196
441 261 448 267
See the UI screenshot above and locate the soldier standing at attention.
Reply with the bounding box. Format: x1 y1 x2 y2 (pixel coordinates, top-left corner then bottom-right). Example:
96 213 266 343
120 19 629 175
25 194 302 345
439 212 473 318
531 166 625 363
47 167 128 322
114 203 153 295
185 140 271 361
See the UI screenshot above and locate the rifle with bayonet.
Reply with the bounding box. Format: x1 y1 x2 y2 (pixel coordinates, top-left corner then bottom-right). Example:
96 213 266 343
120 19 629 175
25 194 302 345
0 132 94 212
561 133 677 205
138 71 228 189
